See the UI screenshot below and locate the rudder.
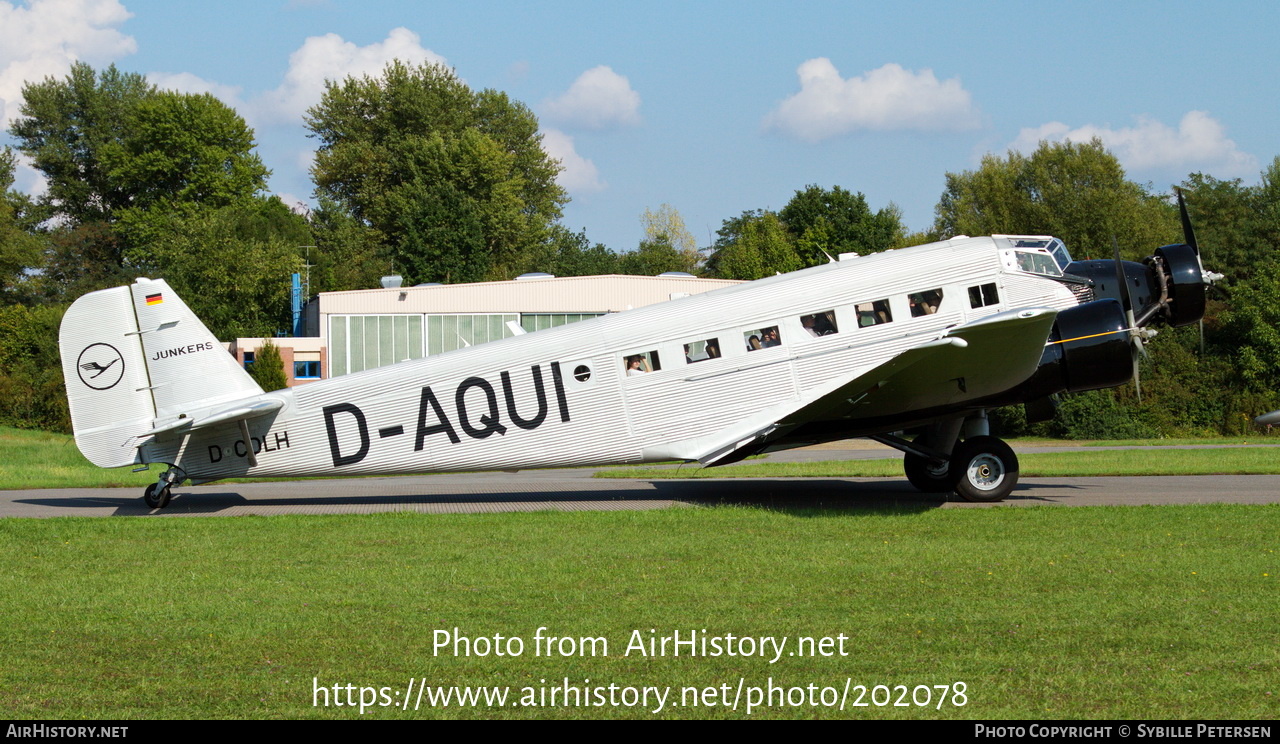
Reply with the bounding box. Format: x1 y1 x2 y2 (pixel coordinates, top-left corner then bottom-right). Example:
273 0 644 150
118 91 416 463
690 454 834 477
60 278 263 468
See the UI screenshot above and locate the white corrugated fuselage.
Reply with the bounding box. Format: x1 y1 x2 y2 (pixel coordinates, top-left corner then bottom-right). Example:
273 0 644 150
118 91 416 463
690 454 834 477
143 237 1081 482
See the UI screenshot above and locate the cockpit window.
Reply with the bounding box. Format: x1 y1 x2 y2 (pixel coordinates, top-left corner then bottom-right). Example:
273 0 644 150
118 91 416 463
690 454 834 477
1012 237 1072 270
1049 239 1072 270
1015 250 1063 277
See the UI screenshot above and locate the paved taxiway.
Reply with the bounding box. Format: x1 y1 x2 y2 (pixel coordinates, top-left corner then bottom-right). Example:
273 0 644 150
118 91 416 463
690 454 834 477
3 443 1279 517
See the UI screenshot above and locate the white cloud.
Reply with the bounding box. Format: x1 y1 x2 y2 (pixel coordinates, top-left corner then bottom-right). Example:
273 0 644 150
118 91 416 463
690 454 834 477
254 27 446 123
0 0 136 128
763 59 980 141
542 65 640 130
1007 111 1258 178
540 128 604 193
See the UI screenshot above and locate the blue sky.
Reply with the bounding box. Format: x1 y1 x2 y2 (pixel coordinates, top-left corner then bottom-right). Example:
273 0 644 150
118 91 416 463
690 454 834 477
2 0 1277 253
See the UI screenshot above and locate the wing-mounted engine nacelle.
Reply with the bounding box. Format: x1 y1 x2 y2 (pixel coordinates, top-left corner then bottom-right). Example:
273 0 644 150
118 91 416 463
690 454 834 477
1063 243 1207 329
1009 298 1133 401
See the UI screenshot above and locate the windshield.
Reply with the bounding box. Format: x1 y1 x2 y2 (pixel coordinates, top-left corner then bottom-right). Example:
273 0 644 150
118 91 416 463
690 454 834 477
1015 250 1063 277
1011 237 1072 271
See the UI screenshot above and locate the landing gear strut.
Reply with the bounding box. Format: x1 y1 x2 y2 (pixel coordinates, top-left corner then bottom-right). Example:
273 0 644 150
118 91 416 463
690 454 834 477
143 467 184 509
884 413 1020 502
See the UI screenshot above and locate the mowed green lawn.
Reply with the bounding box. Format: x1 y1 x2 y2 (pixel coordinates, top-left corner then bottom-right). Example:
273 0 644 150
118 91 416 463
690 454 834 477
1 505 1275 719
0 427 160 490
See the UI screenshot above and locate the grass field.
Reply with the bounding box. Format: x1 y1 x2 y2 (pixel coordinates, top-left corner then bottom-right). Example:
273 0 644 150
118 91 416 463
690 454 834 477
5 425 1280 491
0 427 161 490
0 504 1276 719
597 447 1280 480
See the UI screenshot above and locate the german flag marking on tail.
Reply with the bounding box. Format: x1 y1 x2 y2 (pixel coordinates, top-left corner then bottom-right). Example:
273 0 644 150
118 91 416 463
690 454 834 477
145 293 163 306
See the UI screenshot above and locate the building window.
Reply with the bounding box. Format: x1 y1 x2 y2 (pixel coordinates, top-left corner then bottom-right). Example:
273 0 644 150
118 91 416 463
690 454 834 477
521 313 604 332
329 314 426 377
242 351 255 369
294 361 321 380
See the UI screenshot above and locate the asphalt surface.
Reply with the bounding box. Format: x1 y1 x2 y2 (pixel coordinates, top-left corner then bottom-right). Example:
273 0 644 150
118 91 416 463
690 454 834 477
3 442 1279 517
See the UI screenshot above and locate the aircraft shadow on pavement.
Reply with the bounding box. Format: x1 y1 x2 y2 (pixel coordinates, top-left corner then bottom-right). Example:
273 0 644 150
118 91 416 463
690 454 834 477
15 477 1072 517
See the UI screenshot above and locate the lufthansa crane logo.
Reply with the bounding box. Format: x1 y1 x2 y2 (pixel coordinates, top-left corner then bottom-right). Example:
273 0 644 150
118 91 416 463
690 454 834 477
76 343 126 391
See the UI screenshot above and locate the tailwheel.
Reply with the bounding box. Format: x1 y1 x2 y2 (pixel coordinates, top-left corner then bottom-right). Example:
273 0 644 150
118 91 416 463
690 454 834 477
903 453 951 492
143 482 172 509
948 436 1019 502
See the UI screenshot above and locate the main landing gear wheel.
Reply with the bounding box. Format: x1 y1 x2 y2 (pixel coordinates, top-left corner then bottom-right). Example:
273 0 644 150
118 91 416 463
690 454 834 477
143 482 172 509
949 436 1019 503
903 453 951 492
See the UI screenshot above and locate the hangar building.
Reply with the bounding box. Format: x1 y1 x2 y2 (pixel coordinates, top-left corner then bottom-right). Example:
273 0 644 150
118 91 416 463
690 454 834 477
228 273 742 387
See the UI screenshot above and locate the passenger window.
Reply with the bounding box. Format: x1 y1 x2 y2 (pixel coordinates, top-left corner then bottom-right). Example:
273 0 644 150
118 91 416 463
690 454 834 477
909 289 944 317
968 283 999 308
623 350 661 376
683 338 722 363
743 326 782 351
856 300 893 327
800 311 839 337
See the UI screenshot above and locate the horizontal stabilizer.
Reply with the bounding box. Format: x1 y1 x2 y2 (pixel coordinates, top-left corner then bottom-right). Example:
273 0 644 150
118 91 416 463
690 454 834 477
139 397 285 440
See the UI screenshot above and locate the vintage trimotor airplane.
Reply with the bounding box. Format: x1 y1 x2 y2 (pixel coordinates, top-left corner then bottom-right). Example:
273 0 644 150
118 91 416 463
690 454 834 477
59 197 1213 508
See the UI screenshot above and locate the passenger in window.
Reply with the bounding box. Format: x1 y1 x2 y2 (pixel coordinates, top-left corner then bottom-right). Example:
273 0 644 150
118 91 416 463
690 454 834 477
910 290 942 317
625 355 650 376
747 335 762 351
873 300 892 324
705 340 721 359
761 327 782 347
802 312 838 337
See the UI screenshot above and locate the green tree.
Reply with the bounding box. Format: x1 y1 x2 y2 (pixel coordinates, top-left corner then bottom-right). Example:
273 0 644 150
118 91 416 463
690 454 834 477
706 210 805 280
10 62 275 292
639 204 700 272
307 196 393 293
0 149 43 301
144 201 303 340
10 63 155 227
0 303 70 431
247 339 288 392
306 61 566 284
518 225 619 277
619 236 696 276
710 210 801 280
779 185 902 263
933 139 1175 260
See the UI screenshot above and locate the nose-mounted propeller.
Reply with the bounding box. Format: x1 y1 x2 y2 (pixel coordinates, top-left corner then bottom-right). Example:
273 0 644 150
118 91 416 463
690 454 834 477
1067 189 1220 402
1111 237 1156 401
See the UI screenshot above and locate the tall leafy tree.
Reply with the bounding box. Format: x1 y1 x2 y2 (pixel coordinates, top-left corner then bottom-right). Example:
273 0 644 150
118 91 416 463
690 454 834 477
709 210 801 280
639 204 701 271
0 149 43 300
518 225 620 277
779 184 902 262
10 62 275 289
933 139 1176 260
306 61 567 284
10 63 154 227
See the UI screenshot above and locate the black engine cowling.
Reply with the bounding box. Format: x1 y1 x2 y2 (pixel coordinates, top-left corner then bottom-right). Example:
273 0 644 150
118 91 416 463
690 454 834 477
1153 243 1205 327
1004 299 1133 402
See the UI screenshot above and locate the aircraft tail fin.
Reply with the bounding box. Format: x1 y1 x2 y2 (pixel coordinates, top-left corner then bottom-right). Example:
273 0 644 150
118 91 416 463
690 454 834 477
60 279 263 467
